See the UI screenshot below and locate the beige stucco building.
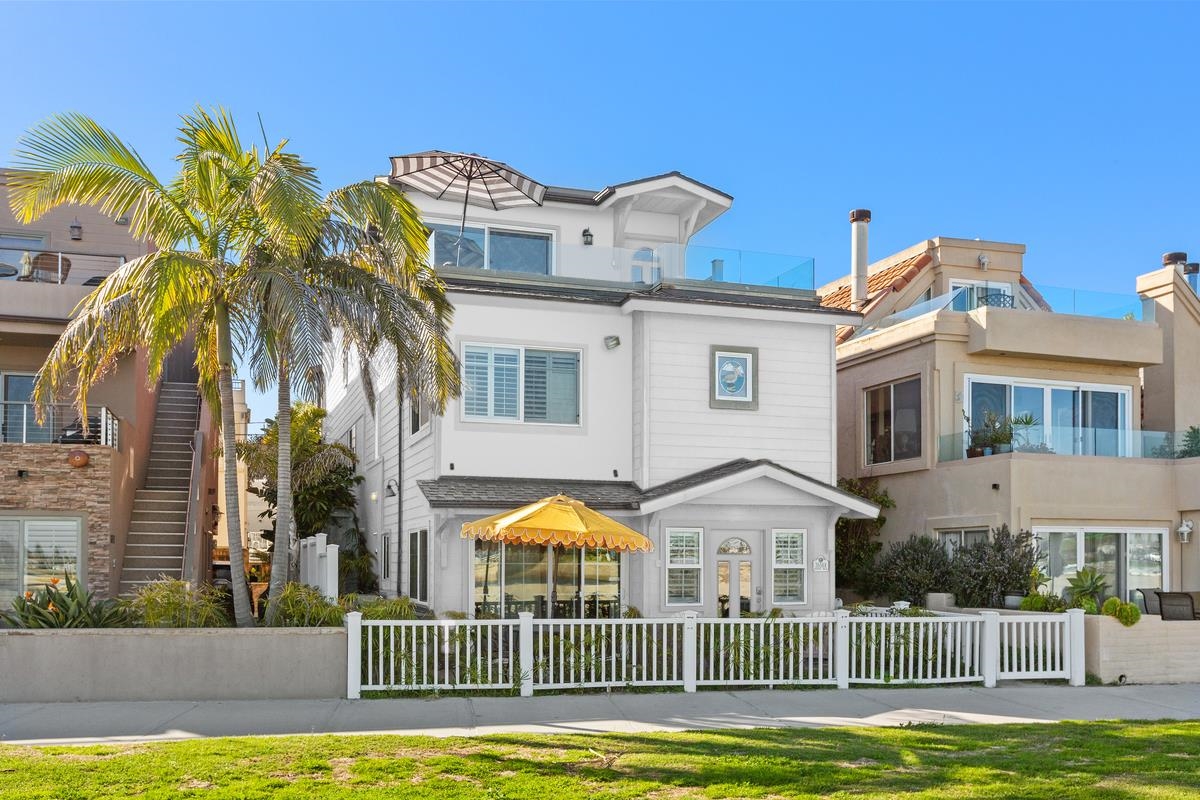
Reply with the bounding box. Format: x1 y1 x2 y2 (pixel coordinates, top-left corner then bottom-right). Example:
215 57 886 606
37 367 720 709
823 212 1200 605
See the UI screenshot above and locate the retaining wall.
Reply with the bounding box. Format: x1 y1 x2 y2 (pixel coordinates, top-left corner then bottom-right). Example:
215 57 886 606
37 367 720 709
1084 615 1200 685
0 628 346 702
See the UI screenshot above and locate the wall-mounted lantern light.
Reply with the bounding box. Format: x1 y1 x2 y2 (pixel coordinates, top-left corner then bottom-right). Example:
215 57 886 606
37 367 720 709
582 228 594 246
603 335 621 350
385 479 399 498
69 218 83 240
1178 520 1193 544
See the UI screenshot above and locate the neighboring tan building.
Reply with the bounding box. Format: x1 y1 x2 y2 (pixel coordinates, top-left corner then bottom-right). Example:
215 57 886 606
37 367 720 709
0 169 215 601
324 154 878 620
823 210 1200 606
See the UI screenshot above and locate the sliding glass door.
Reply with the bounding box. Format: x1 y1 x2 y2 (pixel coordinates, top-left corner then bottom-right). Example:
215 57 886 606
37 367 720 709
1036 527 1165 606
473 540 622 619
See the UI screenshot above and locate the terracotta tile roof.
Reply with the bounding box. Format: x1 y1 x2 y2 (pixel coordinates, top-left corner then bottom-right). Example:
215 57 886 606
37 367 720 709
819 251 931 311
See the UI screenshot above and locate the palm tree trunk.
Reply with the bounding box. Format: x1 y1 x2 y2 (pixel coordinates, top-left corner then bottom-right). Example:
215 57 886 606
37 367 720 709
216 302 255 628
265 357 293 625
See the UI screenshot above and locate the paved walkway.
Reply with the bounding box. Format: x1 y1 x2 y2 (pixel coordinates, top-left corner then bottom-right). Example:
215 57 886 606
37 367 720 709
3 685 1199 746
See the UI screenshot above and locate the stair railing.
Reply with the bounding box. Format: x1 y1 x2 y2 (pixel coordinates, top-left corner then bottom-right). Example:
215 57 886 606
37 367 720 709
182 392 205 586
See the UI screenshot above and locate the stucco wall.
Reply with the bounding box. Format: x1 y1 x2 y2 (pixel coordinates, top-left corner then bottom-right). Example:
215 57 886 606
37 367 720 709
0 628 347 702
1084 614 1200 685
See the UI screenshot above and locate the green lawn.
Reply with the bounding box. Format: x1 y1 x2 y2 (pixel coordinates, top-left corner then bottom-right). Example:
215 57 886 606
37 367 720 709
1 721 1197 799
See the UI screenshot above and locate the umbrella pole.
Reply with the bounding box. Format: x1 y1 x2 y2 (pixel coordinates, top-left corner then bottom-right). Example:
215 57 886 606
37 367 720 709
456 175 472 268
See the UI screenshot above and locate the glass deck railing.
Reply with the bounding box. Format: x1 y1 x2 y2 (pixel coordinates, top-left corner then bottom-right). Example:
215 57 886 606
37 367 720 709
434 241 816 293
0 247 127 287
938 427 1197 462
1030 284 1147 321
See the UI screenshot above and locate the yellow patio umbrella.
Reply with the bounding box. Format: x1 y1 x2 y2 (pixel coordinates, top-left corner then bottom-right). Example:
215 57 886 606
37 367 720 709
461 494 653 552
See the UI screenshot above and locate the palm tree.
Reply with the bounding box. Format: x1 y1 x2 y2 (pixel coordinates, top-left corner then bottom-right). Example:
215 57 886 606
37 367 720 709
8 109 322 627
243 181 459 620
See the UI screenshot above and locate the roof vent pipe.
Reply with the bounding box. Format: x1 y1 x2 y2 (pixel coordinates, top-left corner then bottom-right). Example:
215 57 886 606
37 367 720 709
850 209 871 311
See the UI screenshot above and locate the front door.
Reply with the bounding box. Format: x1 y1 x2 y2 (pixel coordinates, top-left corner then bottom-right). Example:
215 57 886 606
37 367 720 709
716 558 752 619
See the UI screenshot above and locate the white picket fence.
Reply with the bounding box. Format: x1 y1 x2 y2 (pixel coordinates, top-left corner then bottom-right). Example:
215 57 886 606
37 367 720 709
298 534 339 602
346 608 1085 698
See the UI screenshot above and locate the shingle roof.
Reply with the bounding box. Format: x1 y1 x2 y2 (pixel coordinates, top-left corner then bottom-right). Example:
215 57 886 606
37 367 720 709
418 476 643 510
418 458 871 513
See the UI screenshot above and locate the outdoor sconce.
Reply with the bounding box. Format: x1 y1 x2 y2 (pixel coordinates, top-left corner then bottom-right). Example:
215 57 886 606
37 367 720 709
1178 520 1193 544
69 218 83 240
603 335 621 350
385 479 399 498
582 228 594 246
67 450 89 468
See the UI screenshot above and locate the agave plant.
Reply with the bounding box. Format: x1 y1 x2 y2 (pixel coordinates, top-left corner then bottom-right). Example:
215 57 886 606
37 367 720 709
1066 567 1109 609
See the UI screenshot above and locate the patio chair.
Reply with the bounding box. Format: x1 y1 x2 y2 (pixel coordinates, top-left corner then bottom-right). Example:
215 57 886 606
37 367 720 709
1155 591 1197 621
1137 588 1161 615
15 253 71 284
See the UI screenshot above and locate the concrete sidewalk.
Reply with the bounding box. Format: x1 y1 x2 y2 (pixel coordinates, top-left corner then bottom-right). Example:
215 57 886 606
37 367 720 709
3 684 1199 746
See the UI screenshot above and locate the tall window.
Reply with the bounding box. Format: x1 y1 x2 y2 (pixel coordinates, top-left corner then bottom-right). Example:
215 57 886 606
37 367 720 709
965 375 1131 456
771 530 806 603
866 377 922 465
0 518 82 605
2 373 51 444
409 396 430 435
463 344 581 425
666 528 702 605
428 222 552 275
381 533 391 580
938 528 989 555
408 529 428 603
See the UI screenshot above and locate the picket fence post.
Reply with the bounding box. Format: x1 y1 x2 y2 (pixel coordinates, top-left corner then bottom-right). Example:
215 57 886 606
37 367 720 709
345 611 362 699
980 610 1000 688
682 612 698 693
1066 608 1086 687
834 609 850 689
519 612 534 697
323 544 339 602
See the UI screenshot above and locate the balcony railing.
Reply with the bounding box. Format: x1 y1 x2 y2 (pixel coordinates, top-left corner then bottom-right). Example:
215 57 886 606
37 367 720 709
0 402 118 447
0 247 127 287
938 427 1195 463
434 241 816 293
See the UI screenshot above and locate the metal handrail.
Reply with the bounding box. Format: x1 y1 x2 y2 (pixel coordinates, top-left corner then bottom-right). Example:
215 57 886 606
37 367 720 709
181 391 205 586
0 401 119 446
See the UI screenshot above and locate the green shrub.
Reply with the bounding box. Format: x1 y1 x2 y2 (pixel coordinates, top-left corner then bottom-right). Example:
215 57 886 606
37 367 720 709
128 579 230 628
1020 593 1048 612
834 477 896 596
1066 568 1109 609
268 583 345 627
357 596 417 621
1 574 133 628
1114 601 1141 627
949 526 1037 608
1100 597 1123 617
873 536 952 606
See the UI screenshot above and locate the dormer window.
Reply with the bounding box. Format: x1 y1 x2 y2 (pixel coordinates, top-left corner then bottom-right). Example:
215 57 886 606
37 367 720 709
950 280 1014 311
428 222 552 275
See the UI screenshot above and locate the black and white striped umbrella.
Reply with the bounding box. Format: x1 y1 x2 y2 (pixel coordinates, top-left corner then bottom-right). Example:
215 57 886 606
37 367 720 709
388 151 547 224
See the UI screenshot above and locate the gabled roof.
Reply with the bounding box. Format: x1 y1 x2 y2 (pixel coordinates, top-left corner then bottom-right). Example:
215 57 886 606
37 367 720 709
544 171 733 206
418 458 879 519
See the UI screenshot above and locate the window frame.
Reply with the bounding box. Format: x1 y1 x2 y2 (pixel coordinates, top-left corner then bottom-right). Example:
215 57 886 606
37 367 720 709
937 527 990 555
0 516 84 603
408 528 429 603
1032 525 1169 603
864 376 923 466
770 529 808 605
409 395 431 439
962 374 1133 457
664 527 704 607
381 532 390 581
460 342 583 427
426 218 556 276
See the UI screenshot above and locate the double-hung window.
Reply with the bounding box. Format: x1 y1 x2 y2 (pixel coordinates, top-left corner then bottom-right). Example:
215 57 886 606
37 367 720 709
408 529 428 603
463 344 581 425
428 222 552 275
866 377 922 465
0 518 82 605
665 528 702 605
771 529 807 603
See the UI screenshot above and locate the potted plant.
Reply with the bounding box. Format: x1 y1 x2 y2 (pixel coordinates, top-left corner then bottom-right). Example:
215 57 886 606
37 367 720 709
962 410 991 457
984 411 1013 454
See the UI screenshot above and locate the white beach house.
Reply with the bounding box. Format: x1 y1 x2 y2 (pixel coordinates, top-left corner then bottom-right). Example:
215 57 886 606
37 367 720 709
323 154 877 619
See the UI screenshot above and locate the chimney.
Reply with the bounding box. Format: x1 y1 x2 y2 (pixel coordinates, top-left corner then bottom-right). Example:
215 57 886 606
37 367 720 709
850 209 871 310
1163 251 1188 273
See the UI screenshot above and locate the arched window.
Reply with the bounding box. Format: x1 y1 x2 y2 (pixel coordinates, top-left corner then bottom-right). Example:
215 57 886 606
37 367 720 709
631 247 660 284
717 537 752 555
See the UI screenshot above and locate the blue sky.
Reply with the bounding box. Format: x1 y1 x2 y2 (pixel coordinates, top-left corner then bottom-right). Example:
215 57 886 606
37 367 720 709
4 1 1197 421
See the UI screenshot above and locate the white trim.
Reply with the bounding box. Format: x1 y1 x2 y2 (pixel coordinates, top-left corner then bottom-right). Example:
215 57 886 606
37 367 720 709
619 298 861 327
664 526 704 607
407 527 430 603
639 463 880 518
770 528 808 605
863 375 923 467
460 341 583 427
